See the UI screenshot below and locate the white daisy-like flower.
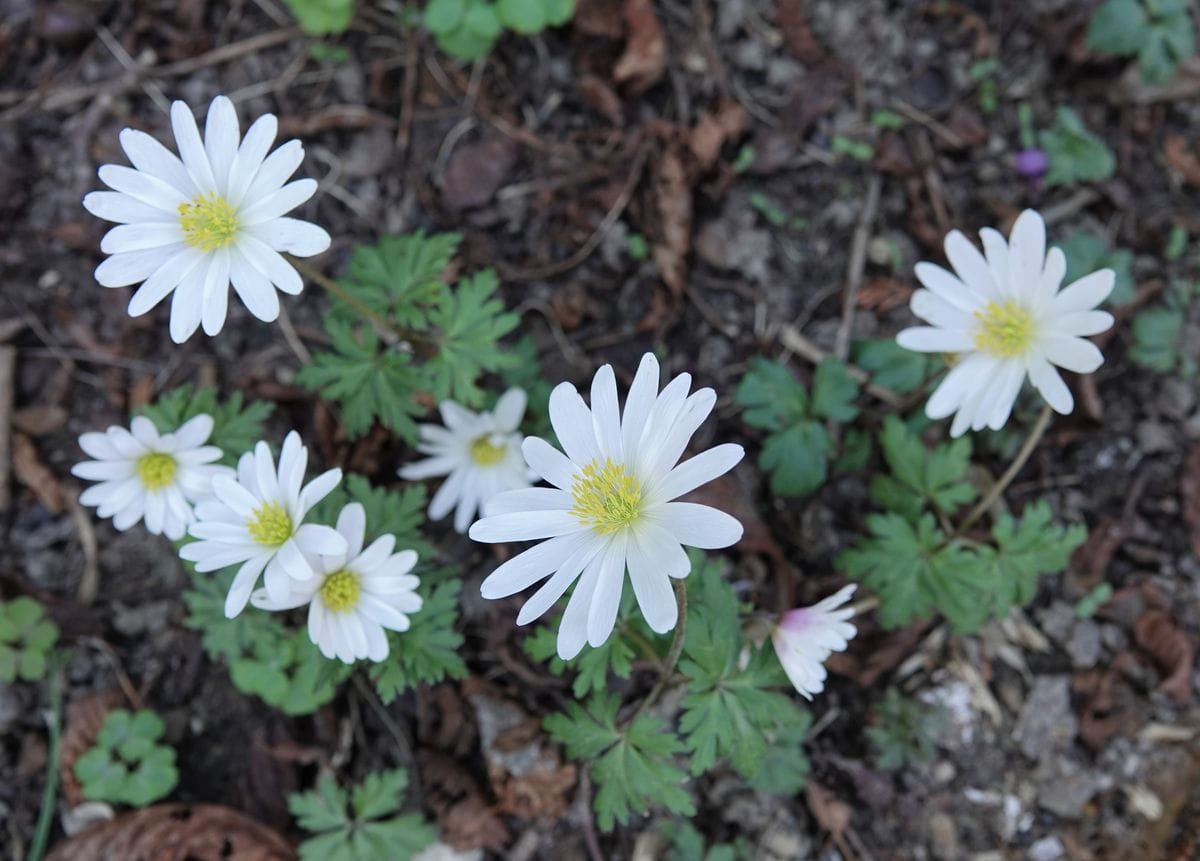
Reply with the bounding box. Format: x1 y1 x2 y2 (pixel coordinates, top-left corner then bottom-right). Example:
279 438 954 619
896 209 1115 437
398 388 534 534
179 431 346 618
468 353 745 660
250 503 422 664
82 95 331 343
771 584 857 700
71 414 231 541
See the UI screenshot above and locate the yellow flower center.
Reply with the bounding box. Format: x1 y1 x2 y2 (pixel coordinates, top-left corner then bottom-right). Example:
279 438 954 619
178 193 240 251
974 300 1035 358
469 433 508 467
247 501 293 547
320 569 361 613
136 452 177 491
570 458 643 534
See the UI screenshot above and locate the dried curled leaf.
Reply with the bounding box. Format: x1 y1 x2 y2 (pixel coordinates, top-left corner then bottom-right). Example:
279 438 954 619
59 689 123 807
1134 608 1195 704
47 804 294 861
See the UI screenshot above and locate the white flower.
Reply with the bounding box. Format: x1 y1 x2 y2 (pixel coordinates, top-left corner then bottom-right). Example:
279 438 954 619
896 209 1115 437
398 388 534 533
250 503 422 663
180 431 346 618
71 414 231 541
82 95 331 343
771 584 857 700
468 353 745 660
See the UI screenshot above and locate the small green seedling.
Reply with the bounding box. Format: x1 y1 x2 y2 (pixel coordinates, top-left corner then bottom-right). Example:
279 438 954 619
968 58 1000 114
289 769 436 861
1076 582 1114 619
1087 0 1196 85
75 710 178 806
867 689 943 771
627 233 650 262
747 192 807 231
870 109 906 130
1039 107 1115 187
424 0 575 60
1054 231 1135 306
831 135 874 162
731 143 756 172
282 0 355 35
0 597 58 683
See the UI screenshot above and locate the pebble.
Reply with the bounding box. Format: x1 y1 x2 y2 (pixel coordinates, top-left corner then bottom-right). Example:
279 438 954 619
1027 836 1064 861
928 812 959 860
1066 620 1102 669
1014 676 1076 760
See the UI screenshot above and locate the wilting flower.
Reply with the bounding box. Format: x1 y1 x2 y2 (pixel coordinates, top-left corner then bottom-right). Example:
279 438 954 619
83 95 330 343
72 414 230 540
897 209 1114 436
469 353 744 660
772 584 857 700
398 388 533 533
250 503 422 663
180 431 345 618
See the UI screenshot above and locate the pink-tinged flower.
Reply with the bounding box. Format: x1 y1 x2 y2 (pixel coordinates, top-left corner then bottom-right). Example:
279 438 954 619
771 584 857 700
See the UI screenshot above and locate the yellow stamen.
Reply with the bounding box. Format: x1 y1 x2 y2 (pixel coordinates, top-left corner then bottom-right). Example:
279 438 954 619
247 501 292 547
178 193 239 251
974 300 1035 358
469 434 508 467
320 569 360 613
570 458 643 534
136 452 177 491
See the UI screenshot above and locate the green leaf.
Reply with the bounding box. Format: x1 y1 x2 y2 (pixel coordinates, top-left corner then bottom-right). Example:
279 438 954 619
424 0 465 32
810 357 859 422
297 318 424 441
545 693 694 830
544 0 575 25
290 773 352 832
464 1 502 38
497 0 546 33
0 648 16 683
853 339 933 394
123 748 178 805
423 269 520 407
1129 307 1184 372
282 0 354 34
839 512 994 632
333 232 460 328
734 358 807 431
312 473 434 560
372 577 467 703
749 717 812 796
867 688 943 771
78 710 179 805
435 24 497 59
871 416 975 521
1086 0 1149 55
356 817 438 859
1054 232 1136 306
140 385 273 466
1140 13 1194 84
17 649 46 681
980 501 1087 618
679 575 804 779
351 769 408 821
759 420 830 496
1040 107 1116 187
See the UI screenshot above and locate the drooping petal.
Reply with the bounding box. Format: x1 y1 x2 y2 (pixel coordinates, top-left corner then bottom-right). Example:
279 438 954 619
655 502 743 549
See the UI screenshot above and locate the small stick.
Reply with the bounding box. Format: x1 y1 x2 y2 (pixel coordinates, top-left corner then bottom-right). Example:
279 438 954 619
778 325 905 408
0 345 13 512
833 174 882 362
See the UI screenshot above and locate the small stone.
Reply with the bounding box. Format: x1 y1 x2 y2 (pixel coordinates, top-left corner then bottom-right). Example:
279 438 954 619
1035 759 1111 818
1028 836 1064 861
1066 620 1103 668
1159 378 1196 420
1136 420 1174 455
1014 676 1076 760
928 812 959 860
1036 602 1076 645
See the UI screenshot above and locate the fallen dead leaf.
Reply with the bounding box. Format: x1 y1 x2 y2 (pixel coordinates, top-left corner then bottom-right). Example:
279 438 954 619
12 404 67 436
421 751 510 851
806 780 851 847
59 689 123 807
1066 516 1131 595
1074 653 1147 749
46 804 295 861
777 0 826 63
855 276 914 313
579 73 624 125
442 137 520 212
1164 134 1200 186
549 282 590 330
13 432 64 512
574 0 623 38
1183 445 1200 558
650 139 691 298
688 101 747 170
613 0 665 93
1134 609 1195 704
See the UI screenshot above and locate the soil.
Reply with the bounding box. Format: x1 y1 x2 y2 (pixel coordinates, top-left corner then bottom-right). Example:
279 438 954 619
2 0 1200 859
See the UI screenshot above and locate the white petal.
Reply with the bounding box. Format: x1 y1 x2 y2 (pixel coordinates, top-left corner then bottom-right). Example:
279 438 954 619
1054 270 1114 313
549 383 601 467
1044 336 1104 374
480 532 589 598
985 361 1025 431
924 353 992 420
298 467 342 516
95 247 177 288
203 95 240 193
277 430 306 506
119 128 197 197
945 229 1001 299
83 190 176 225
516 538 602 626
240 180 318 226
521 437 577 490
236 234 304 295
482 487 572 516
229 250 281 322
1038 246 1067 308
587 534 627 648
174 414 215 449
72 460 134 481
428 466 467 521
896 326 975 354
227 113 278 207
910 289 976 330
295 523 349 558
556 549 604 660
656 502 743 549
979 227 1010 292
248 217 330 257
127 248 205 316
1028 354 1073 414
649 443 743 504
97 164 188 212
641 388 717 478
1048 310 1113 338
469 510 582 543
336 502 367 560
200 248 232 336
914 261 985 312
1007 209 1046 300
621 352 660 462
590 365 624 461
171 100 217 192
398 454 457 481
627 526 681 632
244 139 304 203
492 387 527 432
168 262 207 343
224 554 270 617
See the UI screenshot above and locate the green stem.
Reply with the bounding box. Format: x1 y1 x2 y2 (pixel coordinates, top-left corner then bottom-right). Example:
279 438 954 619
627 578 688 725
954 403 1053 537
28 658 63 861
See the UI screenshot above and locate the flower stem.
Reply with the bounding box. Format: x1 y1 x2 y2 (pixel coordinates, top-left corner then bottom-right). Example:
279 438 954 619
28 658 62 861
954 403 1053 537
626 578 688 725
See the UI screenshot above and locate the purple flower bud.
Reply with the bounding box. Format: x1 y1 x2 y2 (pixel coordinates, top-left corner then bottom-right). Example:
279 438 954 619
1014 148 1049 178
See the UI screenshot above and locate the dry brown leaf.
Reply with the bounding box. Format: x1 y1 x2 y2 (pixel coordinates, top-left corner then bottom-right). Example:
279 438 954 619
650 141 691 298
12 404 68 436
806 780 851 840
13 432 64 512
688 101 748 170
579 73 624 125
421 751 510 851
1066 516 1131 595
1164 135 1200 186
60 689 124 807
441 137 519 212
612 0 665 93
777 0 826 63
1183 445 1200 558
46 804 295 861
1134 609 1195 704
574 0 623 37
1074 652 1147 749
856 277 914 312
